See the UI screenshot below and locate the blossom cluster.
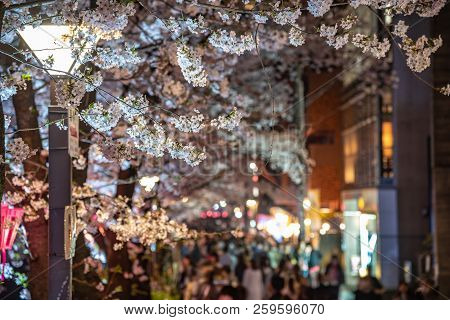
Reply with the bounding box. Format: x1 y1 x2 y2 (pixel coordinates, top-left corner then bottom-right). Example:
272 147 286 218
176 42 208 87
0 76 17 101
392 20 442 73
208 30 256 55
82 101 121 132
167 109 205 133
94 44 142 70
71 184 198 249
307 0 333 17
165 140 207 167
109 210 197 250
210 107 244 131
97 137 135 163
55 79 86 109
352 34 391 59
81 70 103 92
289 27 306 47
439 84 450 96
348 0 446 17
319 24 349 50
166 15 207 38
81 0 136 40
0 68 27 101
81 93 212 166
272 7 302 25
6 138 38 166
6 175 48 222
127 121 166 158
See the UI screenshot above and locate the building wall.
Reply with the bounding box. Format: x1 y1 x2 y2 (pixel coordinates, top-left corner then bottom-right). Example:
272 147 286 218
393 15 433 280
341 93 379 189
432 5 450 297
305 71 343 211
378 188 400 288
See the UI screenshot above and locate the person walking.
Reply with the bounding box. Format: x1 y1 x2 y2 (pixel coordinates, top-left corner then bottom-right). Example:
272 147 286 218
242 259 264 300
324 255 344 299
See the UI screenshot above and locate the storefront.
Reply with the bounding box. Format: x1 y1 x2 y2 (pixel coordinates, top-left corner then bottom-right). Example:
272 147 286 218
341 189 380 288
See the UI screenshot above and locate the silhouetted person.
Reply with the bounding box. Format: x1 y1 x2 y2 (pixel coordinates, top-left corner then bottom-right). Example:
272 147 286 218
393 281 412 300
324 255 344 299
235 254 246 283
242 259 264 300
414 277 440 300
270 274 290 300
218 285 239 300
354 276 380 300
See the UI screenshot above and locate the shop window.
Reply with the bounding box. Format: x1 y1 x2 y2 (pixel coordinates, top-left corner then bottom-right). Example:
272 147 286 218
344 132 357 184
381 121 394 179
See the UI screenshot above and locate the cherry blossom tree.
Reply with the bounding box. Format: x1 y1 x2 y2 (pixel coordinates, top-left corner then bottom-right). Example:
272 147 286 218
0 0 448 299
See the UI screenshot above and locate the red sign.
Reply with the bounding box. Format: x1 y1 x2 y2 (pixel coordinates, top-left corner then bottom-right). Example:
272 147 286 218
0 204 24 280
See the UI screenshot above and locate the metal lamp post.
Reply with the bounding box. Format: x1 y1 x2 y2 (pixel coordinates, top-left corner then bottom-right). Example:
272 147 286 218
19 25 89 299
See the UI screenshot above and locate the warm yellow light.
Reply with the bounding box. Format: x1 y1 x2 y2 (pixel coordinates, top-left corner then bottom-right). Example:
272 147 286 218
246 199 257 208
302 198 312 210
304 218 312 226
219 200 227 207
322 222 331 231
343 132 357 183
359 268 368 277
18 25 94 75
357 197 365 211
289 223 301 236
182 197 189 203
382 122 393 149
320 208 331 214
282 227 294 239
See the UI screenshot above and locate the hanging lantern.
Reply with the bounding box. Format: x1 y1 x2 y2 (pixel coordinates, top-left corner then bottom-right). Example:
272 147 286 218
0 204 24 281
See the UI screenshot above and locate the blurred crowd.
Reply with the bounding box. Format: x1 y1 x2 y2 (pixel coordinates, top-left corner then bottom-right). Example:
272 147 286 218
176 236 441 300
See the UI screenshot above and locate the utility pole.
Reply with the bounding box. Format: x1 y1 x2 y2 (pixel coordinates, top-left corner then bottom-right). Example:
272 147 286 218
297 64 307 242
48 80 72 299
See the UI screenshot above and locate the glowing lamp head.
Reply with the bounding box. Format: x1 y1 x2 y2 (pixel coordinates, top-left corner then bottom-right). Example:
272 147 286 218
18 25 95 75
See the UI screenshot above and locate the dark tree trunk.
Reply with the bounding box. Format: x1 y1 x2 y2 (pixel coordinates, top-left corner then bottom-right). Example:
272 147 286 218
0 3 5 226
103 167 136 299
12 78 48 299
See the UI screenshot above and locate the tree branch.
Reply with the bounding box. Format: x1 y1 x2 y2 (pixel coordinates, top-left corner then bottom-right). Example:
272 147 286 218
6 0 55 10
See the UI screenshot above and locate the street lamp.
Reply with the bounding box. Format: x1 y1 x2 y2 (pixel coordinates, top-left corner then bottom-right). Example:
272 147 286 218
18 25 91 75
19 24 92 300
